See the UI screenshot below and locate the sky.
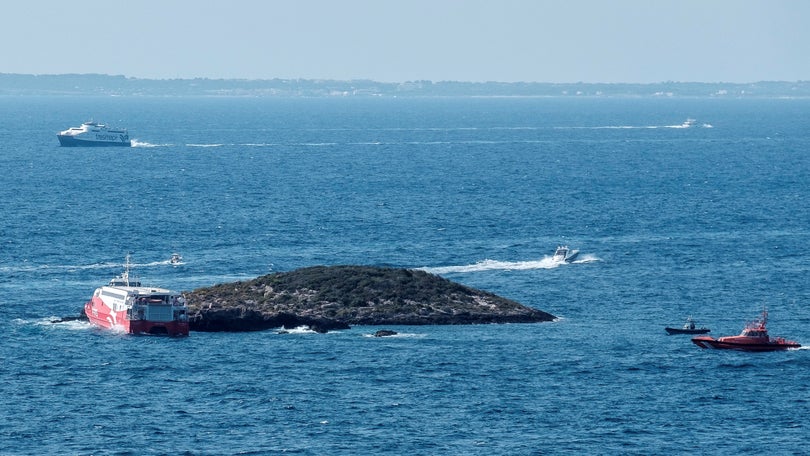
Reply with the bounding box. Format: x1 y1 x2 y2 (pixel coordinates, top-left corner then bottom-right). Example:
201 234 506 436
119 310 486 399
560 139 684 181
3 0 809 83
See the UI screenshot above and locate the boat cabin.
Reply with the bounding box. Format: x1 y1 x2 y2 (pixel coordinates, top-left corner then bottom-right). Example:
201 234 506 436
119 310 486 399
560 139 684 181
109 277 141 287
741 328 768 338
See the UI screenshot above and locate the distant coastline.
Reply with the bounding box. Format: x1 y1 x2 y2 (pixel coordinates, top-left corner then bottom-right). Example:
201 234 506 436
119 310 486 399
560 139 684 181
1 73 808 98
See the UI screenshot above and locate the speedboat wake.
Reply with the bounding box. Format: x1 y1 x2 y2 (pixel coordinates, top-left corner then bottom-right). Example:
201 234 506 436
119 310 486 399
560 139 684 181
421 255 598 274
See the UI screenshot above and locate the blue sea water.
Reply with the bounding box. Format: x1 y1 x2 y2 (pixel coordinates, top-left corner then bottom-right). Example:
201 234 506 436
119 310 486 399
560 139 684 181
1 95 810 455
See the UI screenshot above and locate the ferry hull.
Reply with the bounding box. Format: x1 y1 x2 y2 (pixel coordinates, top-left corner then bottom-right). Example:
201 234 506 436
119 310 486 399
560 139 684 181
84 299 189 337
58 135 131 147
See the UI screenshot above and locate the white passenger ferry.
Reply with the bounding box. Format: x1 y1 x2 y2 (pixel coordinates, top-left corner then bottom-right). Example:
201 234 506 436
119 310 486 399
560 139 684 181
57 121 131 147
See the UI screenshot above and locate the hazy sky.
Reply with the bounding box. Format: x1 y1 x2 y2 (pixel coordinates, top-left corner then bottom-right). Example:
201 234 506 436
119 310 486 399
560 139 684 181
4 0 808 83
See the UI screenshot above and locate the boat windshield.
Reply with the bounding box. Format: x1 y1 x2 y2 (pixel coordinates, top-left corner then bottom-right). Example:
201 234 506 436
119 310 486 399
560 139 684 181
109 276 141 287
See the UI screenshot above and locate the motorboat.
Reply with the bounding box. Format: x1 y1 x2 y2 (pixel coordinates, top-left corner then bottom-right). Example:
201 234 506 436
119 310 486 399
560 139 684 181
169 253 183 264
691 309 799 351
57 121 131 147
665 316 710 335
551 245 579 263
84 255 189 336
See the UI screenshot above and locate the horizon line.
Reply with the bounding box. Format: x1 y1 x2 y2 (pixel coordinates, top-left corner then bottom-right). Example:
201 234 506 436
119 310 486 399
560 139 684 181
2 72 808 85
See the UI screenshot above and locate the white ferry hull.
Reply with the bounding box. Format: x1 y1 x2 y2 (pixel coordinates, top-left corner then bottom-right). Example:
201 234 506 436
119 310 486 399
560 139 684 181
58 134 131 147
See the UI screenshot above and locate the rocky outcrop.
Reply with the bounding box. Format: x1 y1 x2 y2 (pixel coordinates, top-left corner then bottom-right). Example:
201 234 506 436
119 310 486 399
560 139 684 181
184 265 554 332
186 309 348 333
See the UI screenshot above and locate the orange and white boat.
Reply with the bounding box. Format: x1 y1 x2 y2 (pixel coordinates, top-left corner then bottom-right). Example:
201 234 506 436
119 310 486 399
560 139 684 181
691 309 798 351
84 256 189 336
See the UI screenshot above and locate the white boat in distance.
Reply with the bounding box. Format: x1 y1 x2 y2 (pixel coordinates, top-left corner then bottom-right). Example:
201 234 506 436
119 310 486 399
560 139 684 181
57 121 131 147
551 245 579 263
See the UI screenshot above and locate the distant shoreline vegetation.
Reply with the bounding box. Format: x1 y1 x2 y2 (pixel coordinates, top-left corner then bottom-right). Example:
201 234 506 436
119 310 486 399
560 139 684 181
1 73 809 98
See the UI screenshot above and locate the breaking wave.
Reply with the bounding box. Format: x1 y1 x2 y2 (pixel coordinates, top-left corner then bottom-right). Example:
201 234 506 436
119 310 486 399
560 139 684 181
0 259 179 274
362 332 426 339
555 119 712 130
12 317 90 332
277 325 320 335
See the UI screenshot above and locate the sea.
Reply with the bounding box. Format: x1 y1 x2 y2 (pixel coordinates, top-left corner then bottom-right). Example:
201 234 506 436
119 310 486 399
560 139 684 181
1 95 809 455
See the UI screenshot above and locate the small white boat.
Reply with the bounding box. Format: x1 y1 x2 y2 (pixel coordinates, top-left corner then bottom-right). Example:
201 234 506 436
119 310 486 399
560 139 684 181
169 253 183 264
665 316 710 335
551 245 579 263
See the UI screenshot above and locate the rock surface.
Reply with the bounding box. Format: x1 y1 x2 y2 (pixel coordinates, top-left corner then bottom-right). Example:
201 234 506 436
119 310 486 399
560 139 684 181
184 265 555 332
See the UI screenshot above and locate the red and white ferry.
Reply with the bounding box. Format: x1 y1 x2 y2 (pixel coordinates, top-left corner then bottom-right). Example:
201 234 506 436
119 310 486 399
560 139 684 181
691 309 799 351
84 256 189 336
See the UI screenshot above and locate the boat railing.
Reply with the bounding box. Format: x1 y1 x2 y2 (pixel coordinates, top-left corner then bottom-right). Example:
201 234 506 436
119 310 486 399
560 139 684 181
127 304 146 321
